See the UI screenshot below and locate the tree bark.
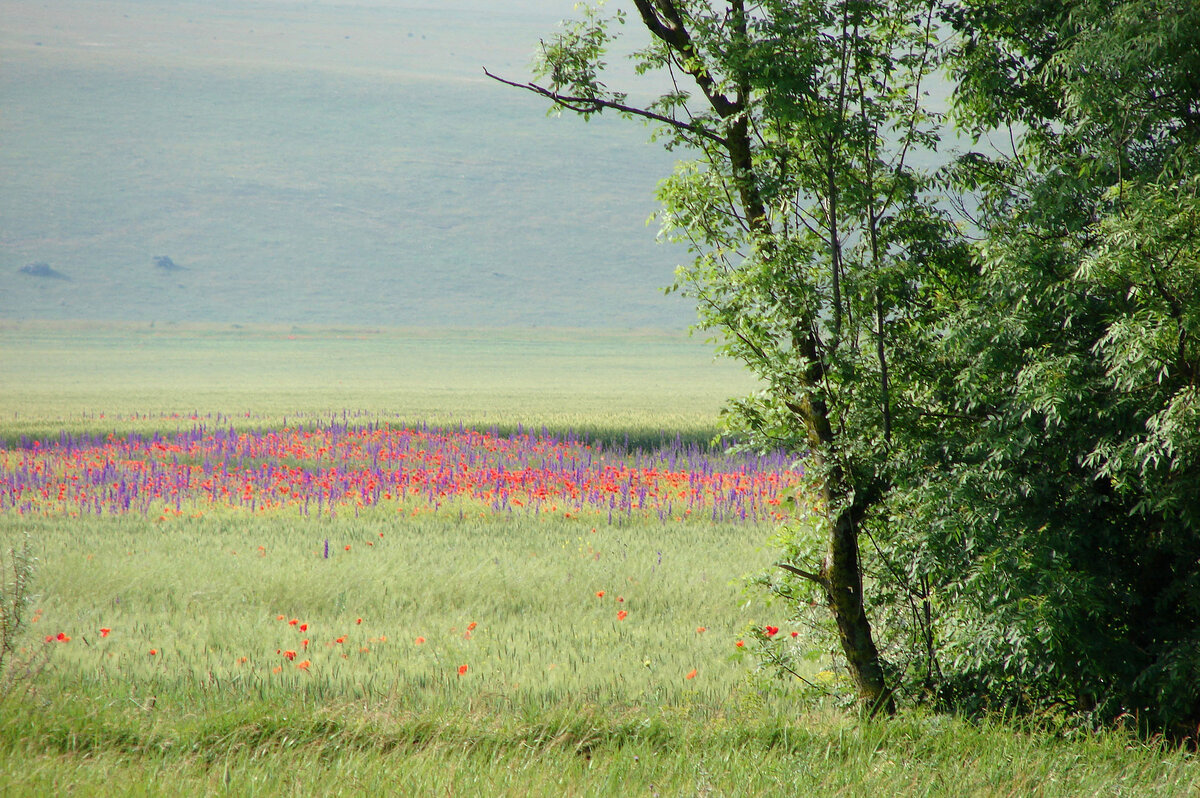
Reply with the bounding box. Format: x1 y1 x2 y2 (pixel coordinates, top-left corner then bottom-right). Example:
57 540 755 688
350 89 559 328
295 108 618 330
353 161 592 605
789 335 895 715
823 482 895 715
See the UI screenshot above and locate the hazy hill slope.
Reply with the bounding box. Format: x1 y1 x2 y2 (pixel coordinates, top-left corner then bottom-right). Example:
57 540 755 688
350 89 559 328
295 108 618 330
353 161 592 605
0 0 692 329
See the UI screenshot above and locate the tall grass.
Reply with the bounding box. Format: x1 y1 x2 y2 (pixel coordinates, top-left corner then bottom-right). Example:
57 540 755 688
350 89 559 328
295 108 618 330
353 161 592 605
16 511 777 709
2 449 1197 795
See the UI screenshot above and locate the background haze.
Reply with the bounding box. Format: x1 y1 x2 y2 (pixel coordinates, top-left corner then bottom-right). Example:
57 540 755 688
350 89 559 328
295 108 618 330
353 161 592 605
0 0 691 329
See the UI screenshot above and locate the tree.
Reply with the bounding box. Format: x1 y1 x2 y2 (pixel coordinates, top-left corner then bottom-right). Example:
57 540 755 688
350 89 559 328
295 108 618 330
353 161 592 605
489 0 960 715
489 0 1200 733
918 0 1200 732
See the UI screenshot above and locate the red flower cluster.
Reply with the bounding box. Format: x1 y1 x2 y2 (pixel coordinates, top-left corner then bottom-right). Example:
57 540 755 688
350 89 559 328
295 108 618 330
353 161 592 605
1 424 801 524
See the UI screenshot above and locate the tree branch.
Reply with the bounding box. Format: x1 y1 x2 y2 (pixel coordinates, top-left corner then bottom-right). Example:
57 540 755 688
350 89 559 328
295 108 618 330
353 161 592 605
778 561 829 589
631 0 738 117
482 68 729 147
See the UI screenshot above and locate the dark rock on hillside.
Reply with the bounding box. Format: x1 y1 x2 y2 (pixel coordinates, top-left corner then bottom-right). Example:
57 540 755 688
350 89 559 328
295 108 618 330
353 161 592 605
154 255 186 271
19 262 69 280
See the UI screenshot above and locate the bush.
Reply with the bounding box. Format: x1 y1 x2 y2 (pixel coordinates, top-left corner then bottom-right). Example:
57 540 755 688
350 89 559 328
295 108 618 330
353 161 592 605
0 537 51 702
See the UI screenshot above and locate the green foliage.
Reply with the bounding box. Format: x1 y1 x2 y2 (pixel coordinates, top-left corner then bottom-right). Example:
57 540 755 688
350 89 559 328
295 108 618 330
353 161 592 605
534 1 628 115
511 0 1200 735
0 539 34 668
882 0 1200 733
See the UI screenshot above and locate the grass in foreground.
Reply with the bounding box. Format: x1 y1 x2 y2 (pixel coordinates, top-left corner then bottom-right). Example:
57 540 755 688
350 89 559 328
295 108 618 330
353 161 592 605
1 689 1196 796
1 504 1197 795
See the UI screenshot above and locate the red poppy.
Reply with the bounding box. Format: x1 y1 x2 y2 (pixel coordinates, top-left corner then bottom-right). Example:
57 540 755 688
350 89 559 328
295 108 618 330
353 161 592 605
696 626 707 634
99 627 111 637
288 619 299 626
736 640 745 648
596 590 605 598
765 626 780 637
791 631 799 638
336 636 346 644
299 623 308 632
685 669 697 680
356 618 363 625
415 636 425 645
344 545 351 551
56 632 70 642
466 622 477 632
283 650 297 661
617 610 628 621
297 660 311 671
149 649 157 656
457 664 468 676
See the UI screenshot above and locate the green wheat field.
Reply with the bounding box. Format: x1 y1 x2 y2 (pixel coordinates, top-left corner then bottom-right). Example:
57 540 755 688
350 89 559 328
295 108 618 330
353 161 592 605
0 323 1197 796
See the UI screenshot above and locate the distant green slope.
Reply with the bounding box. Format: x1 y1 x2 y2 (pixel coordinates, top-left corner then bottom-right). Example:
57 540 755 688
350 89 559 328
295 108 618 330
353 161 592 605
0 0 692 329
0 321 753 441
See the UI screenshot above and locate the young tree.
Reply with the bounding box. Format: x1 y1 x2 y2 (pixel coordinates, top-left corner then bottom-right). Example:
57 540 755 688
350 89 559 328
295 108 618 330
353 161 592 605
489 0 959 714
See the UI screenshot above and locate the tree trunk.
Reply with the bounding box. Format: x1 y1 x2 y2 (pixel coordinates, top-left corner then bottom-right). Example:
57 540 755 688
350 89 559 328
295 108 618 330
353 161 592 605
788 335 895 715
823 486 895 715
494 0 898 717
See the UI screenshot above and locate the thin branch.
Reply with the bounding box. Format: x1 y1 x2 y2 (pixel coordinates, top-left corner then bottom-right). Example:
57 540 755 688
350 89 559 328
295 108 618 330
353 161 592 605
768 647 836 694
778 561 828 589
482 68 729 147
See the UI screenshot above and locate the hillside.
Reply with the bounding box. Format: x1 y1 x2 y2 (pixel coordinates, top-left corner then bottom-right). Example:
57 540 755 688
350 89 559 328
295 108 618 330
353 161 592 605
0 0 692 329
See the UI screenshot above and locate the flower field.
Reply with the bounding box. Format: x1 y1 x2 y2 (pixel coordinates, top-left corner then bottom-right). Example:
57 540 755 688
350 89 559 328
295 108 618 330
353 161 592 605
0 421 802 523
2 414 1196 795
2 420 809 713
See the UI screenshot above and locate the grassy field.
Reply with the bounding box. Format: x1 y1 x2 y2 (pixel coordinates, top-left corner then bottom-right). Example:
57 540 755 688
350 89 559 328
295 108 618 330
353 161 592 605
0 320 750 443
1 323 1197 796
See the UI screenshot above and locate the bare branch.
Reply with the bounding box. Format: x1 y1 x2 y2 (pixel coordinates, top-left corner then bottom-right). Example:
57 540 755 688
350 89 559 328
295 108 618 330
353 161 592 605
778 561 828 589
482 68 729 147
